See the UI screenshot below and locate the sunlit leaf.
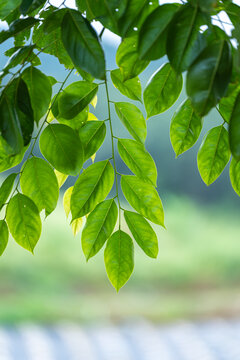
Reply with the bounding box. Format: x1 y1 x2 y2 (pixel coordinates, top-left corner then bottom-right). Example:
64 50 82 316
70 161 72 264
118 138 157 186
219 84 240 123
110 69 142 102
82 199 118 260
124 210 158 258
39 124 84 176
104 230 134 291
71 217 84 236
90 95 97 108
71 160 114 220
230 157 240 197
143 63 183 118
63 186 73 218
116 36 149 81
6 193 41 253
0 220 8 256
58 81 98 120
115 102 146 143
0 173 17 210
78 121 106 161
88 112 98 121
20 157 59 216
121 175 164 226
197 125 230 185
54 169 68 188
170 98 203 156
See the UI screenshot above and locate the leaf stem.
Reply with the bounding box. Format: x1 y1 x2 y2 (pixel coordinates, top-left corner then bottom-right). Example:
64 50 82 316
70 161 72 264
105 77 121 229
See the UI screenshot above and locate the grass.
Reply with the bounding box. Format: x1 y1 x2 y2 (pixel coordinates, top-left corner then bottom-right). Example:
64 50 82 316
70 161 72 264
0 195 240 324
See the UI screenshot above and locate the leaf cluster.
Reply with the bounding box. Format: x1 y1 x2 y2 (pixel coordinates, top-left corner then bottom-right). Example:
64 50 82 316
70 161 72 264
0 0 240 290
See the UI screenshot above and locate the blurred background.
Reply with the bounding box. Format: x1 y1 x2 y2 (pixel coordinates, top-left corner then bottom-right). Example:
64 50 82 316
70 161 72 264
0 1 240 358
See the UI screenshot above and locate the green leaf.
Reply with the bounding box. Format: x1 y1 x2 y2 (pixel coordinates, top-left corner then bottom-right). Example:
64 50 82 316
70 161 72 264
116 36 149 81
39 124 84 176
197 125 231 185
22 66 52 124
187 40 232 116
20 157 59 216
170 98 203 156
71 217 83 236
229 157 240 197
228 93 240 160
58 81 98 120
121 175 164 226
61 9 105 79
71 160 114 220
0 17 39 44
124 210 158 258
20 0 46 15
0 220 8 256
219 84 240 123
138 4 179 61
54 169 68 188
82 199 118 260
2 45 36 73
118 138 157 186
190 0 218 13
85 0 127 34
115 102 146 143
6 193 42 253
144 63 183 118
0 0 21 20
104 230 134 291
0 173 17 210
110 69 142 102
63 186 73 218
78 121 106 161
166 4 206 73
0 91 23 156
0 146 27 173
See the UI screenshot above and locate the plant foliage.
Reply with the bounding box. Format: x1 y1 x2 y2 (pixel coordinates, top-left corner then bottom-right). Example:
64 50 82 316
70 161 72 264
0 0 240 290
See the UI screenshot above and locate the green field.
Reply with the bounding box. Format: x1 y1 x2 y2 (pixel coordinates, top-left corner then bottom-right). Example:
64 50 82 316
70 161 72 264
0 196 240 324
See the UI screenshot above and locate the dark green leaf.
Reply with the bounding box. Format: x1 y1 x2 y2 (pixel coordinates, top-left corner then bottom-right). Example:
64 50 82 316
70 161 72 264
0 91 23 156
71 160 114 220
197 125 230 185
115 102 146 143
58 81 98 120
39 124 84 176
111 69 142 102
82 199 118 260
187 40 232 116
0 17 39 44
116 36 149 81
22 66 52 124
3 45 36 73
85 0 127 34
219 84 240 123
118 138 157 186
20 157 59 216
229 92 240 160
170 98 203 156
0 220 8 256
20 0 46 15
124 210 158 258
0 0 21 20
167 4 206 73
190 0 217 12
121 175 164 226
61 9 105 79
138 4 179 61
6 193 41 253
144 63 183 118
229 157 240 197
79 121 106 161
0 173 17 210
104 230 134 291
